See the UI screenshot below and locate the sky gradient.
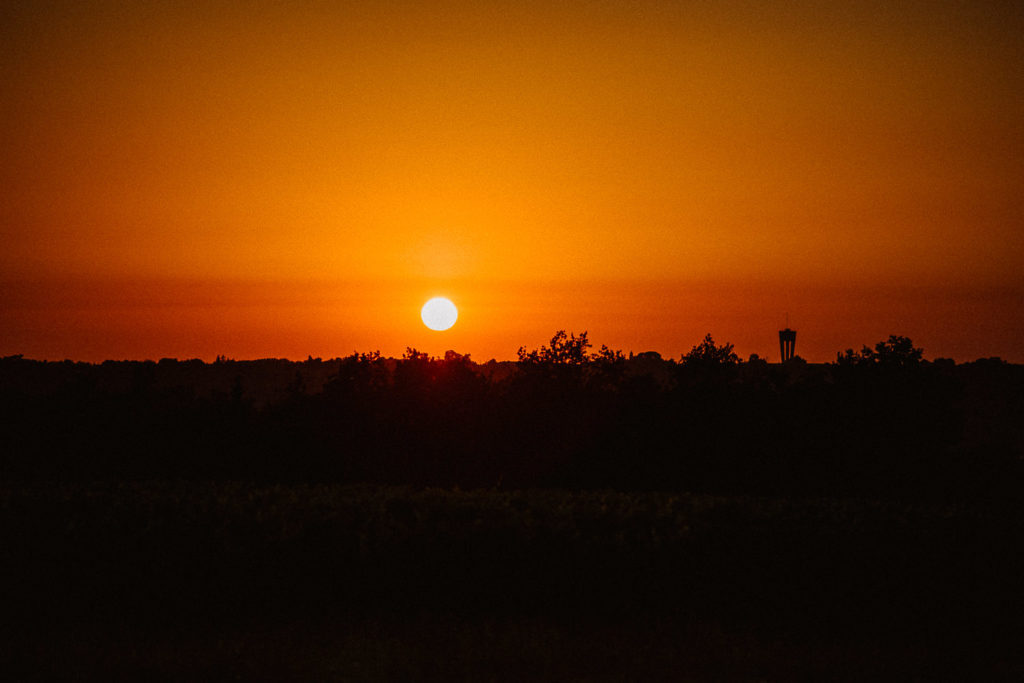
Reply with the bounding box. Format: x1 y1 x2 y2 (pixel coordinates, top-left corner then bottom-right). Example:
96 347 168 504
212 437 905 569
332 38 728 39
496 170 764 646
3 1 1023 362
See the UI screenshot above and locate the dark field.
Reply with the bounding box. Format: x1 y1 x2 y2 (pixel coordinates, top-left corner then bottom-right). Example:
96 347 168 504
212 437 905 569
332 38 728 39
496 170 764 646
2 482 1022 681
2 345 1023 679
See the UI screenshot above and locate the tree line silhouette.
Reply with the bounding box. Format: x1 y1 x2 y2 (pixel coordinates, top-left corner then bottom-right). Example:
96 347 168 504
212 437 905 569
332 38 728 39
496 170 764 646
1 332 1021 503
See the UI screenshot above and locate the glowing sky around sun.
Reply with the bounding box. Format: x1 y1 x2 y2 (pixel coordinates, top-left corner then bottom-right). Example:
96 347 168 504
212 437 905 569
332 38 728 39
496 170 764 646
2 1 1023 361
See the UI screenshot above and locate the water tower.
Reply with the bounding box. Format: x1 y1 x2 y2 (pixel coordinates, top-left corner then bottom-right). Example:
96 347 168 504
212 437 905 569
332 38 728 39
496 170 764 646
779 326 797 362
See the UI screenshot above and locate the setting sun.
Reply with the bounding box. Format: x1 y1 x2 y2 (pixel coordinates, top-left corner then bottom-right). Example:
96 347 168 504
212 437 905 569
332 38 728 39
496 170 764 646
421 297 458 331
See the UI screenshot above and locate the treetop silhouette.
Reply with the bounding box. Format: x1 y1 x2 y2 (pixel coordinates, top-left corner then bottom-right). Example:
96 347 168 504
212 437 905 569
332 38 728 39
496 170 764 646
517 330 594 365
836 335 923 368
680 334 739 366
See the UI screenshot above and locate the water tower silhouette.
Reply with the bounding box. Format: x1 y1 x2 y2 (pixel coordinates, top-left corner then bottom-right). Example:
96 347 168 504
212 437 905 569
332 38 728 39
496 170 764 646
779 324 797 362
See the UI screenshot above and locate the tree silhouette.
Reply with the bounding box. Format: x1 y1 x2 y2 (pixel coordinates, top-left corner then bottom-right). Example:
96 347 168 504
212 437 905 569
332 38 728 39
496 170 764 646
517 330 593 365
836 335 923 368
681 334 739 366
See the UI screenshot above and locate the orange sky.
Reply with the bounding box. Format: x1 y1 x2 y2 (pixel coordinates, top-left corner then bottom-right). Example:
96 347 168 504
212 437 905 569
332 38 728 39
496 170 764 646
2 1 1023 362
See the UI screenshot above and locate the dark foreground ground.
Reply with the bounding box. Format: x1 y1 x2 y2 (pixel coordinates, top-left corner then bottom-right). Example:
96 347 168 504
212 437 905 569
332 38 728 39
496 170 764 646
3 482 1022 681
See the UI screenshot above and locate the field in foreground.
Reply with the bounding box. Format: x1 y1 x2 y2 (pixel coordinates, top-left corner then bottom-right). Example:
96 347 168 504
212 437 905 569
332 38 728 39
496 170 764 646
2 481 1022 681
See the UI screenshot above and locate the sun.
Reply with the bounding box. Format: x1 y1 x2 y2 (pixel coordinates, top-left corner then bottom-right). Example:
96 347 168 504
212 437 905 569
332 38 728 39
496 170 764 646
421 297 458 331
